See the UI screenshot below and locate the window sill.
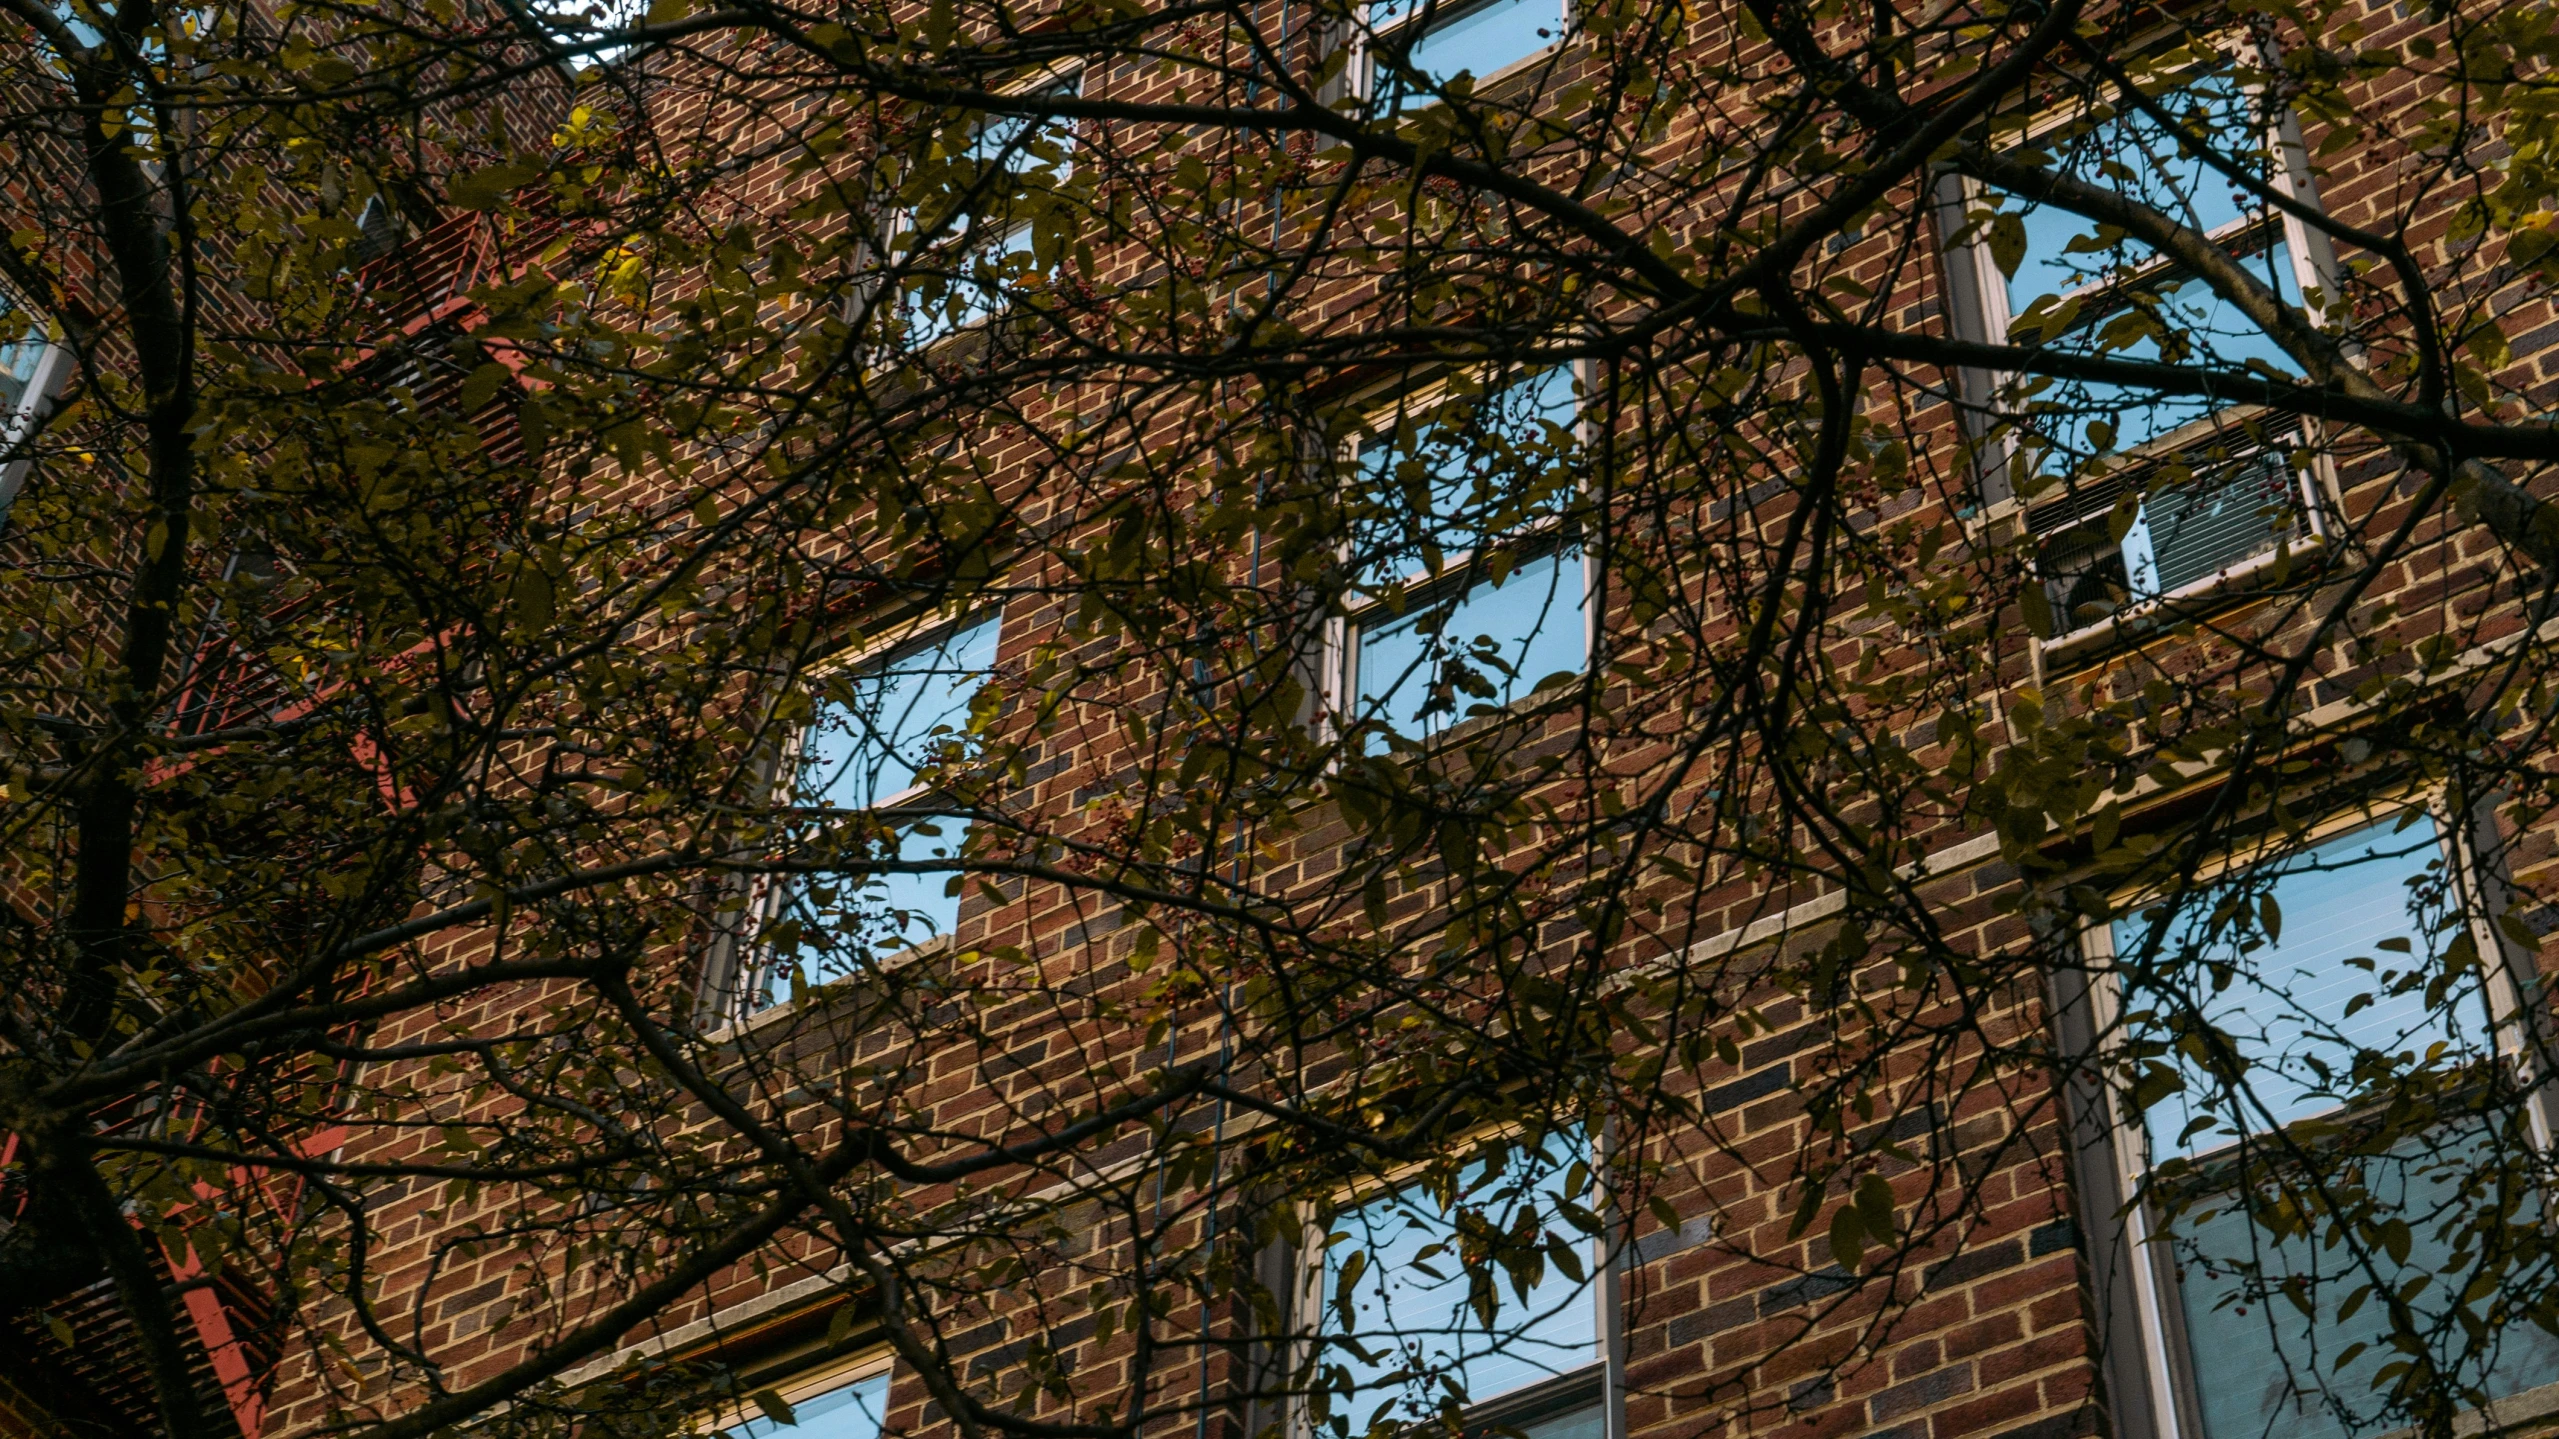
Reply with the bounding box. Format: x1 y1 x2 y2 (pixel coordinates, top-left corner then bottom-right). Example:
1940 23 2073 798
1461 1362 1605 1434
2034 532 2325 672
2373 1375 2559 1439
702 930 955 1047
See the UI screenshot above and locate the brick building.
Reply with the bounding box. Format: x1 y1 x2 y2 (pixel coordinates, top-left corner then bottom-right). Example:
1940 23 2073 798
5 4 2559 1439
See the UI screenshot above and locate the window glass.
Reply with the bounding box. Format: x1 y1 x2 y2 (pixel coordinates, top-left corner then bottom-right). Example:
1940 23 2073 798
1355 366 1577 585
903 80 1079 343
749 615 999 1005
1323 1131 1599 1419
730 1371 889 1439
797 615 1002 811
1514 1402 1607 1439
1984 76 2319 628
2114 817 2492 1158
2000 76 2268 320
755 814 971 1003
2114 816 2559 1439
1 293 53 419
1985 76 2295 453
2171 1129 2559 1439
1355 546 1584 739
39 0 202 63
1368 0 1556 105
1347 369 1583 741
2028 247 2304 458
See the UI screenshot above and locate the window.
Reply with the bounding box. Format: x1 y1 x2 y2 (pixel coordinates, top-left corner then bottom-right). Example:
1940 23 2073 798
1945 67 2331 637
2081 814 2559 1439
1318 1130 1610 1439
722 613 1002 1019
0 287 68 521
895 77 1080 347
1361 0 1566 108
1335 368 1588 747
722 1363 889 1439
0 291 56 421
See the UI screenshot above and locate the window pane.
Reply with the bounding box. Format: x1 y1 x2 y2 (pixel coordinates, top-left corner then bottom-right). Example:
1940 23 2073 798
902 80 1078 343
732 1371 890 1439
2173 1128 2559 1439
764 812 972 998
1356 367 1576 588
2040 445 2304 628
1370 0 1555 103
2112 816 2495 1160
871 812 969 943
0 295 48 417
1356 547 1584 739
751 617 999 1006
2003 76 2271 321
1324 1132 1598 1415
798 616 1002 809
2031 243 2306 457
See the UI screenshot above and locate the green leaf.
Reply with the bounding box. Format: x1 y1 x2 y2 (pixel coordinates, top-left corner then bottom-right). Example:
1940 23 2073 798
2466 321 2512 372
2019 581 2056 639
2108 491 2142 544
2381 1219 2412 1266
752 1390 797 1427
508 563 556 629
449 160 538 211
457 362 514 413
1828 1202 1867 1272
1988 211 2028 280
1854 1173 1895 1241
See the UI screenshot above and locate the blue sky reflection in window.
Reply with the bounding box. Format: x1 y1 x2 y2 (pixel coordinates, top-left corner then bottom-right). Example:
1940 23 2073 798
904 78 1080 344
2111 817 2559 1439
1366 0 1560 110
1323 1131 1602 1436
1349 368 1584 742
729 1371 888 1439
1994 73 2301 456
1 291 53 419
754 615 1000 1004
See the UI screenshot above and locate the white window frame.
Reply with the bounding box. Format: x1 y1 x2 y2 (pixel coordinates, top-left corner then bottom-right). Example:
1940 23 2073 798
1299 1125 1625 1439
885 67 1083 353
1322 366 1596 749
703 1348 895 1439
0 287 71 524
1353 0 1569 107
1937 48 2348 657
2069 796 2556 1439
707 609 1002 1030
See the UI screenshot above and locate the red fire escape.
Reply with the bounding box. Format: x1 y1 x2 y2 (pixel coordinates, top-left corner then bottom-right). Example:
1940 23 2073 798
1 208 548 1439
